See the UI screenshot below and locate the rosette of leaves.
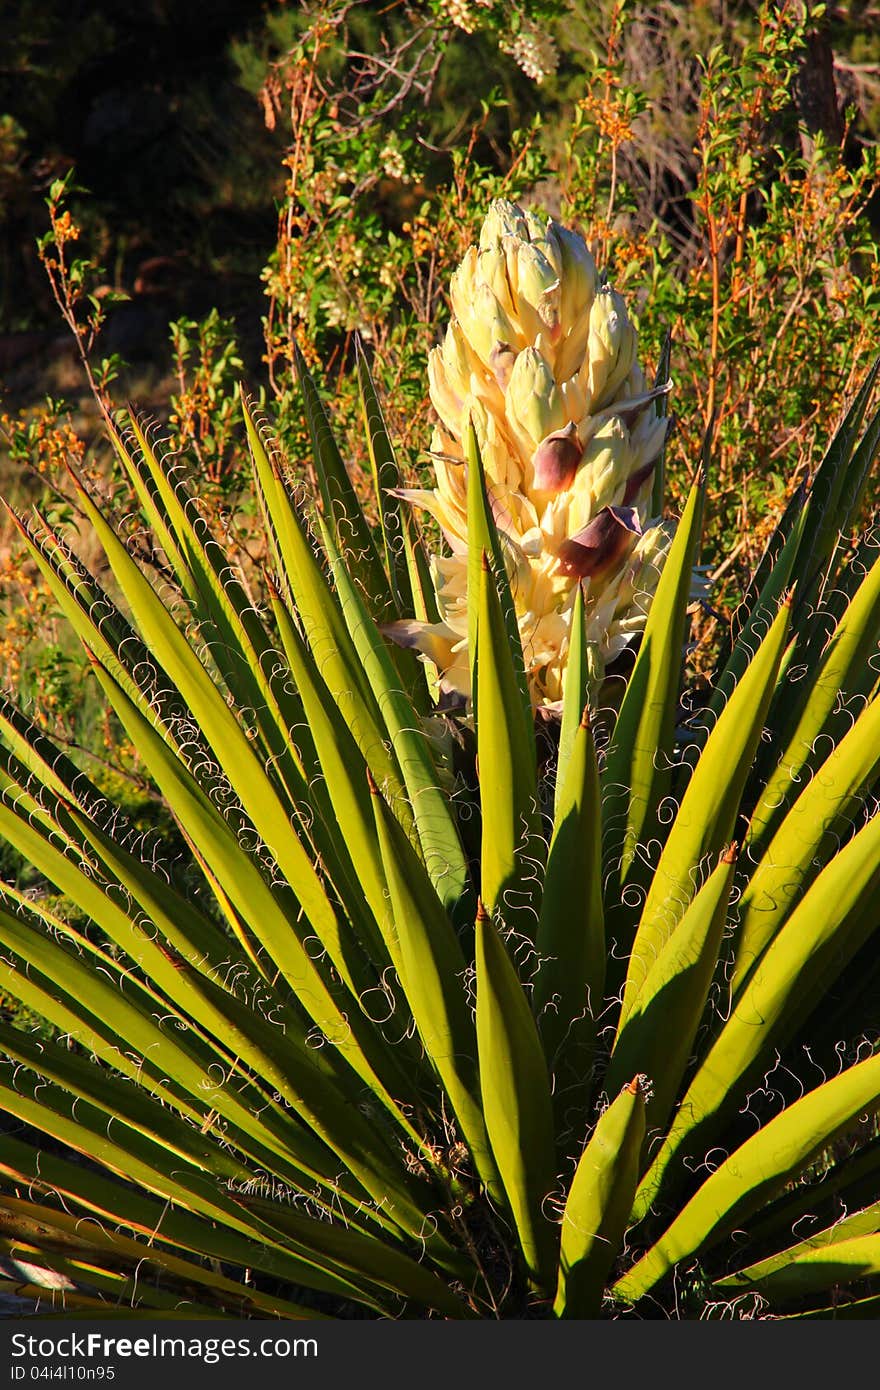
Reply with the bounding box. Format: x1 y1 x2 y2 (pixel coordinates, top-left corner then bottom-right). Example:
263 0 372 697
0 342 878 1319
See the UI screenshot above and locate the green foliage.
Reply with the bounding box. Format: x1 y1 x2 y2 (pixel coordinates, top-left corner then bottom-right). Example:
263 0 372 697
0 350 877 1318
168 310 246 490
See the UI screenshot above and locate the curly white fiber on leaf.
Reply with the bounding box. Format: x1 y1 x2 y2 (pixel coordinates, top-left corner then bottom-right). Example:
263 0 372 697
388 197 672 709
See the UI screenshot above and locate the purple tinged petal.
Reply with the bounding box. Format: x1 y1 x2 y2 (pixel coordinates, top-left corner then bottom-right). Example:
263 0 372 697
490 340 518 389
556 506 643 580
622 458 656 506
532 421 583 495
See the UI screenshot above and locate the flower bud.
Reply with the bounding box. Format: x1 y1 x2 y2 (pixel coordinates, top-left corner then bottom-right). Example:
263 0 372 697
532 421 583 496
611 522 670 613
622 457 656 506
556 505 642 581
506 346 566 451
478 243 517 319
479 198 530 250
456 281 521 369
549 219 597 327
450 245 479 320
428 345 465 428
523 211 563 278
560 370 590 424
575 417 635 516
554 316 592 386
587 288 638 408
440 320 478 394
490 340 518 389
508 241 561 342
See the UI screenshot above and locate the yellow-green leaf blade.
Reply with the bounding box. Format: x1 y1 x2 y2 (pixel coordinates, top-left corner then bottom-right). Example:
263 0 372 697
475 903 558 1292
555 1078 647 1318
616 1050 880 1304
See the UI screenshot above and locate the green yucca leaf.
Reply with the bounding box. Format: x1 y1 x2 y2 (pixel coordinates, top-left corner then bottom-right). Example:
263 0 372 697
319 514 470 916
616 1049 880 1302
792 357 880 603
0 787 427 1225
0 889 372 1204
0 1197 323 1319
621 593 791 1017
749 545 880 852
265 574 392 958
9 513 254 877
0 745 63 840
67 470 352 954
0 896 254 1133
718 1235 880 1306
9 507 189 740
62 794 426 1160
230 1198 474 1318
605 845 736 1137
602 472 705 901
0 914 220 1142
292 339 393 619
83 651 377 1020
242 397 415 829
388 504 444 701
535 703 604 1087
0 694 105 817
475 552 540 928
369 773 499 1198
465 420 534 756
733 689 880 991
835 393 880 546
729 480 806 654
689 503 807 754
356 345 433 713
400 504 441 623
0 1018 252 1184
555 1077 647 1318
108 412 194 593
715 1202 880 1302
114 411 321 806
0 1072 328 1257
634 806 880 1220
475 901 558 1293
742 1135 880 1258
554 581 590 817
355 337 409 616
0 1135 369 1308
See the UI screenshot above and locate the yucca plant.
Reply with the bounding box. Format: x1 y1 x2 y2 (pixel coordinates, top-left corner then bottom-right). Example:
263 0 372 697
1 199 879 1320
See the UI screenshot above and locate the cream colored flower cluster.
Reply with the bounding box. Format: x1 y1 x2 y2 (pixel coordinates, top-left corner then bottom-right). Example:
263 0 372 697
500 24 559 84
390 199 671 709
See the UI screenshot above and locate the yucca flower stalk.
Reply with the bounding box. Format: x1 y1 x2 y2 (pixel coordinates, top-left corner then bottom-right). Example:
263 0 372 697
387 198 671 707
0 200 879 1319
